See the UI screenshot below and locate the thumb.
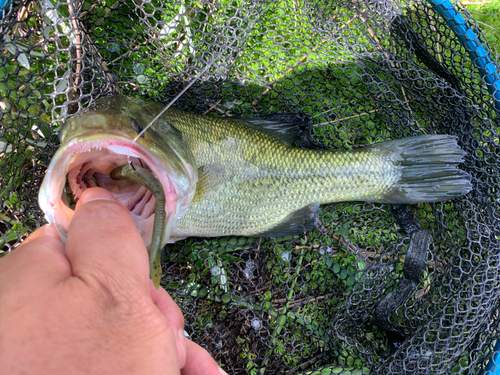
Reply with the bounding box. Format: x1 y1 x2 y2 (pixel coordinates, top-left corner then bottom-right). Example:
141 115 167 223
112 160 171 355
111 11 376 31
65 187 150 295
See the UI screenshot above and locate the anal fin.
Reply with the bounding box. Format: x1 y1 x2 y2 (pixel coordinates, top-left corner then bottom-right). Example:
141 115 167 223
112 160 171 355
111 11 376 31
250 204 319 238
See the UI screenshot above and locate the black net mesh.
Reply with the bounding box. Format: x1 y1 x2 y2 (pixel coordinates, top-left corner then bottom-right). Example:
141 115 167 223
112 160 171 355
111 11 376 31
1 0 500 373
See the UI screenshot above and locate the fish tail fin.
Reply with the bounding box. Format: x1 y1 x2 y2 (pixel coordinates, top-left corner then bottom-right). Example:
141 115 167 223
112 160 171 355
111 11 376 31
372 135 472 204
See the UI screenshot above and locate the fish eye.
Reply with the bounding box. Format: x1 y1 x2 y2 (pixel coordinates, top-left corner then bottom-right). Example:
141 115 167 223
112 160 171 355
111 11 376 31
130 118 144 136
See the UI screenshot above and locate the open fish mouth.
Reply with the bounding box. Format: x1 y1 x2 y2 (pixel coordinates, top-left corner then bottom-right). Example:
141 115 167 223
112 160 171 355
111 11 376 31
68 148 156 215
39 134 178 246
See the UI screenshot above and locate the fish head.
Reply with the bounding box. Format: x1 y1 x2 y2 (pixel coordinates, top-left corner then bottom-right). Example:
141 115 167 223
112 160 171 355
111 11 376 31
39 95 197 248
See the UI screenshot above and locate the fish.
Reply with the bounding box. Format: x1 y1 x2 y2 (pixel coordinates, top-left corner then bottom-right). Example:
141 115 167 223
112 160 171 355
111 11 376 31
39 95 472 283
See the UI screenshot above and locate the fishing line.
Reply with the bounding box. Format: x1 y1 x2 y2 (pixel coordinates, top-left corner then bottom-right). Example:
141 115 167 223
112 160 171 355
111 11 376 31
132 52 224 143
124 51 224 165
131 2 271 145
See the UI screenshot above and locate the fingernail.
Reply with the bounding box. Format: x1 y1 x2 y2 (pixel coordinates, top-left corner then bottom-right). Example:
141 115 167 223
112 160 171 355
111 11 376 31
176 329 186 367
79 187 117 205
218 367 229 375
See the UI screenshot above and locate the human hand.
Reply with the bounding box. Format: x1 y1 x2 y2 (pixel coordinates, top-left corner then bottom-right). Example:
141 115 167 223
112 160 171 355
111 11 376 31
0 188 226 375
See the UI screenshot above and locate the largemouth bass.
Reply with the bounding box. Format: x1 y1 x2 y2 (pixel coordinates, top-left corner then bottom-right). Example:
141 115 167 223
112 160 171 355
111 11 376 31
39 95 471 283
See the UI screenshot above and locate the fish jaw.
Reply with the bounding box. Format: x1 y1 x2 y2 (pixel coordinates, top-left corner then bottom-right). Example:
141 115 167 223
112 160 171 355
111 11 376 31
39 132 197 248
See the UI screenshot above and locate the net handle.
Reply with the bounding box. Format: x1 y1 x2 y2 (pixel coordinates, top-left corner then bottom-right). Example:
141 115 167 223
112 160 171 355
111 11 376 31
427 0 500 113
426 2 500 371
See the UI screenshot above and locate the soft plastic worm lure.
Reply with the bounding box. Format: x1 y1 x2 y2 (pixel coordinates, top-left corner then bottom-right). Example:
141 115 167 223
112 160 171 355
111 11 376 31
110 163 166 289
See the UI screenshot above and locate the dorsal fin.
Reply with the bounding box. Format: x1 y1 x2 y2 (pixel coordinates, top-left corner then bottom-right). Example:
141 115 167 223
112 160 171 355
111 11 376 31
234 113 308 145
249 204 319 238
298 126 330 150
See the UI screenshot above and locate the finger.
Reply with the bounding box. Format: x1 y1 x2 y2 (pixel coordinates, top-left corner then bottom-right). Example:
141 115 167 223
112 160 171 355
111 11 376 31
182 339 226 375
65 187 150 295
150 281 186 368
0 225 70 293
